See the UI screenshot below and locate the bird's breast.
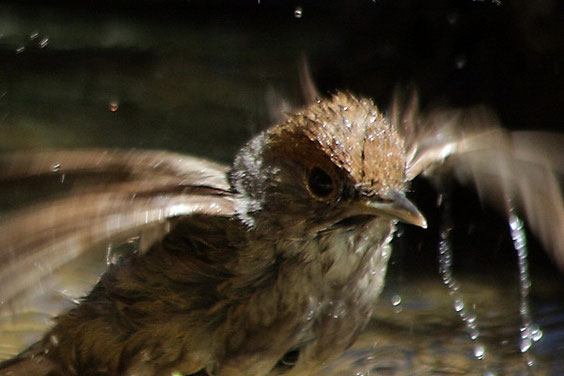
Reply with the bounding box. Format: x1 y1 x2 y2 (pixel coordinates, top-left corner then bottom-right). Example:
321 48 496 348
317 218 396 292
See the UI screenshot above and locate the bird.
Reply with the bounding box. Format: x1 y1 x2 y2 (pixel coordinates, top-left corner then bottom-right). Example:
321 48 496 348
0 92 562 376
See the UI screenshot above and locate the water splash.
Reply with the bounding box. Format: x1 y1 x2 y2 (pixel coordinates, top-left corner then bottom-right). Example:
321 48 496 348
506 198 543 360
437 193 486 361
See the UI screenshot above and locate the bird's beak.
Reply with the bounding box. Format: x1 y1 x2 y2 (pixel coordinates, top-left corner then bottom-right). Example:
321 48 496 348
353 190 427 228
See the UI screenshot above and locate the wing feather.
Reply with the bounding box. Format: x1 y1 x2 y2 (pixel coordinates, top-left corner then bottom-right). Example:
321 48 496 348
398 101 564 270
0 149 230 190
0 149 235 313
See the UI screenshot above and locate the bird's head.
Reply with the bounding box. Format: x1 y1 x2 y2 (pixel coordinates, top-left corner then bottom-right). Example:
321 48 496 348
230 92 426 239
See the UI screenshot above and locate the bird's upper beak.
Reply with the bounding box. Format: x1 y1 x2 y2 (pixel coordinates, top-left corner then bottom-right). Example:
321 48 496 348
351 190 427 228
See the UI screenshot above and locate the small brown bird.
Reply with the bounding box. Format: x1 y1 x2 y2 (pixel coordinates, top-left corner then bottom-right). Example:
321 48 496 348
0 92 562 375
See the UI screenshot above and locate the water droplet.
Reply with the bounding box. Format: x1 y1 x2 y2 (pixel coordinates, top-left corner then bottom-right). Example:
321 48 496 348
395 226 404 238
39 37 49 48
466 313 477 324
473 343 485 359
306 309 315 322
127 236 140 244
342 115 351 129
30 32 39 40
531 325 543 342
391 294 402 306
508 212 523 231
49 335 59 346
294 6 303 18
520 338 532 353
109 100 119 112
106 244 114 265
447 12 459 25
328 300 346 319
16 46 25 54
52 163 61 172
438 192 485 347
455 54 467 69
507 200 541 356
453 298 464 312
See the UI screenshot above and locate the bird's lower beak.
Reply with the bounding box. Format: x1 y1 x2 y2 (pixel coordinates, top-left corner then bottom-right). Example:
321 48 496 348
353 190 427 228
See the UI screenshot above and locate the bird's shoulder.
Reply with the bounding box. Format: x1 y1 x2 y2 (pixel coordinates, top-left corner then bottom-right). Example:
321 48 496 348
98 214 242 306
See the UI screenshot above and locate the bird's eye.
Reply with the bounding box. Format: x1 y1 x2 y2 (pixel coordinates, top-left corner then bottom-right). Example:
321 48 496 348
275 349 300 370
307 166 335 199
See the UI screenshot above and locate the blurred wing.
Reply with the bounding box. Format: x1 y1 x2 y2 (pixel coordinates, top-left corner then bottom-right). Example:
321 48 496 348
0 149 235 314
397 103 564 270
0 149 230 189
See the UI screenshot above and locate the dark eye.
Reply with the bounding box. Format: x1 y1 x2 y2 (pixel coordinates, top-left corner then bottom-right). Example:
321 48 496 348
275 349 300 370
307 167 335 199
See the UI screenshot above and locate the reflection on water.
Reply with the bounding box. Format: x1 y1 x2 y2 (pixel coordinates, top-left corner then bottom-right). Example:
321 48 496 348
327 276 564 375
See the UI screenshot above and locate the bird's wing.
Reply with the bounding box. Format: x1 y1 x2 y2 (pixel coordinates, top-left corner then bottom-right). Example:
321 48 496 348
396 101 564 270
0 149 235 316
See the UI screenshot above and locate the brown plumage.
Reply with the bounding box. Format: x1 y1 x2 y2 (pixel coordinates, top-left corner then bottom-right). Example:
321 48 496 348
0 92 562 375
